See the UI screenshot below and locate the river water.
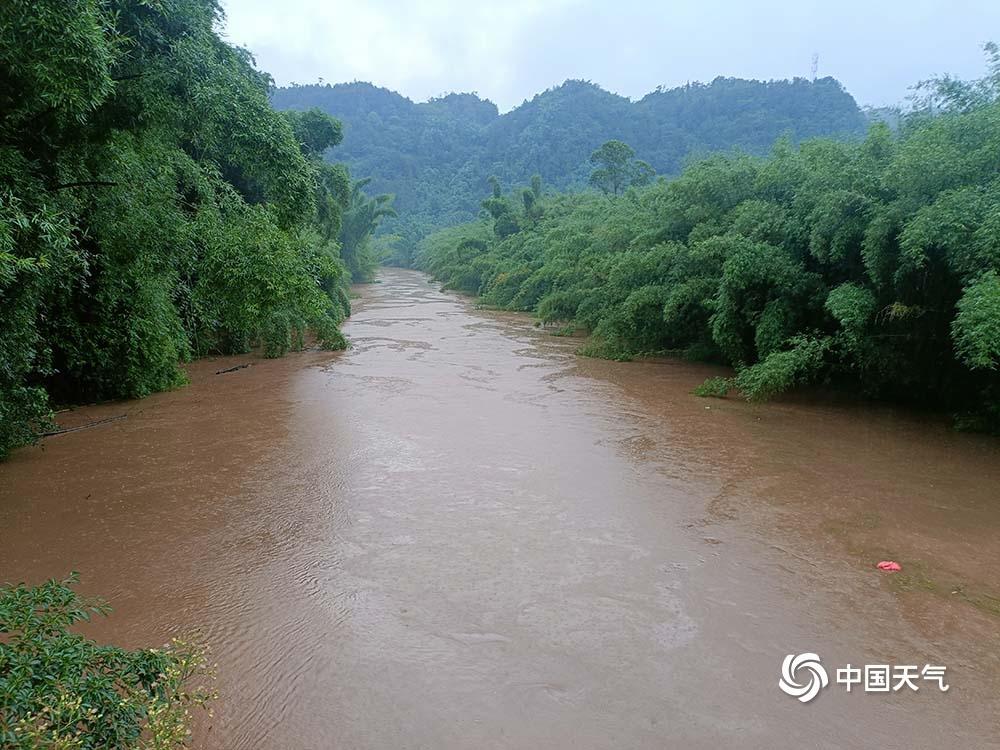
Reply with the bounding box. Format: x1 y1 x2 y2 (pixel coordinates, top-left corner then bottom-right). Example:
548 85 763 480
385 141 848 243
1 268 998 748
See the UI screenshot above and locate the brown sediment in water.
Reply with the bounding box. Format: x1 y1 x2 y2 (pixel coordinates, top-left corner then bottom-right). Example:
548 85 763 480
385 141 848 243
1 268 998 749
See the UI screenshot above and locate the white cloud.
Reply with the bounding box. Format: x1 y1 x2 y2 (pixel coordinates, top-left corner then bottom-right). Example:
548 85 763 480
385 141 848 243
221 0 581 108
220 0 1000 110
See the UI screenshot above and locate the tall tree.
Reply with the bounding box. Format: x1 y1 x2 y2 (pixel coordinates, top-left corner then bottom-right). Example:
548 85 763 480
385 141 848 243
588 140 654 197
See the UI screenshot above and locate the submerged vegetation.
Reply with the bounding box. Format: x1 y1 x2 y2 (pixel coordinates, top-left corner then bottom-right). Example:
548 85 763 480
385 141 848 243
419 48 1000 429
0 0 396 459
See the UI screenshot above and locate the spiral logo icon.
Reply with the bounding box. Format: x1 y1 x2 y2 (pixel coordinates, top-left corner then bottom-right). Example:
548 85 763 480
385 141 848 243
779 653 829 703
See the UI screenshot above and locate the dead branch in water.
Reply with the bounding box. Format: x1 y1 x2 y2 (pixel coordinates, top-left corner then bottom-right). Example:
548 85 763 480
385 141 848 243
215 363 253 375
40 414 128 437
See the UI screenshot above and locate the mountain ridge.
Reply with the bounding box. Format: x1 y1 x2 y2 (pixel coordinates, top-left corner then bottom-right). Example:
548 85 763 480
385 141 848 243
271 76 868 251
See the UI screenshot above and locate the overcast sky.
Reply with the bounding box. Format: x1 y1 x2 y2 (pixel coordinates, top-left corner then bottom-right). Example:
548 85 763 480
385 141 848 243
220 0 999 112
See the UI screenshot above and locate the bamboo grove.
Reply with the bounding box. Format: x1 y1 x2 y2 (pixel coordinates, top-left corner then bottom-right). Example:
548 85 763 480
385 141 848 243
419 49 1000 431
0 0 394 458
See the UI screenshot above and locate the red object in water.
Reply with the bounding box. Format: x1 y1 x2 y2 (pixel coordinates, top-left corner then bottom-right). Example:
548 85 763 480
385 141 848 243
877 560 902 572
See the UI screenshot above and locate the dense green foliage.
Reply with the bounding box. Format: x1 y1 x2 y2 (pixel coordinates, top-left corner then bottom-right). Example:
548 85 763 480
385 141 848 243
272 77 867 260
0 1 363 459
0 574 214 749
418 55 1000 428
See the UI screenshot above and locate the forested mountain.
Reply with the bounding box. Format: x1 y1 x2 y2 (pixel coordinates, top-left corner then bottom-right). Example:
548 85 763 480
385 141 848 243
272 76 867 255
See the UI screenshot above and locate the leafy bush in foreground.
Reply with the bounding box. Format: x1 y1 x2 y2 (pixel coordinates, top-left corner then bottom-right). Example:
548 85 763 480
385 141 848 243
0 574 214 749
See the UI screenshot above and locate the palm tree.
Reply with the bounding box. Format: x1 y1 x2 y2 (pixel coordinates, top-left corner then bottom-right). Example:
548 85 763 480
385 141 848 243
339 178 397 282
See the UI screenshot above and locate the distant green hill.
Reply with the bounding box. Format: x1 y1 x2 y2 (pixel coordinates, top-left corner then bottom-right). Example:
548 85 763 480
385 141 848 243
272 77 867 261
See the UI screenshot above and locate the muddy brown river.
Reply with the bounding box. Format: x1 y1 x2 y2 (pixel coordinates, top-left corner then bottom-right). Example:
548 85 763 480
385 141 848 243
2 268 999 748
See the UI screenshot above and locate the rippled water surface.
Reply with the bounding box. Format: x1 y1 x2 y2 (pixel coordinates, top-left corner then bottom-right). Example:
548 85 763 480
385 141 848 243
2 269 999 748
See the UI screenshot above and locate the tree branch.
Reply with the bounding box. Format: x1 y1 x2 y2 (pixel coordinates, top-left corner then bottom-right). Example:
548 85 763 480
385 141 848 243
53 181 118 190
40 414 127 437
